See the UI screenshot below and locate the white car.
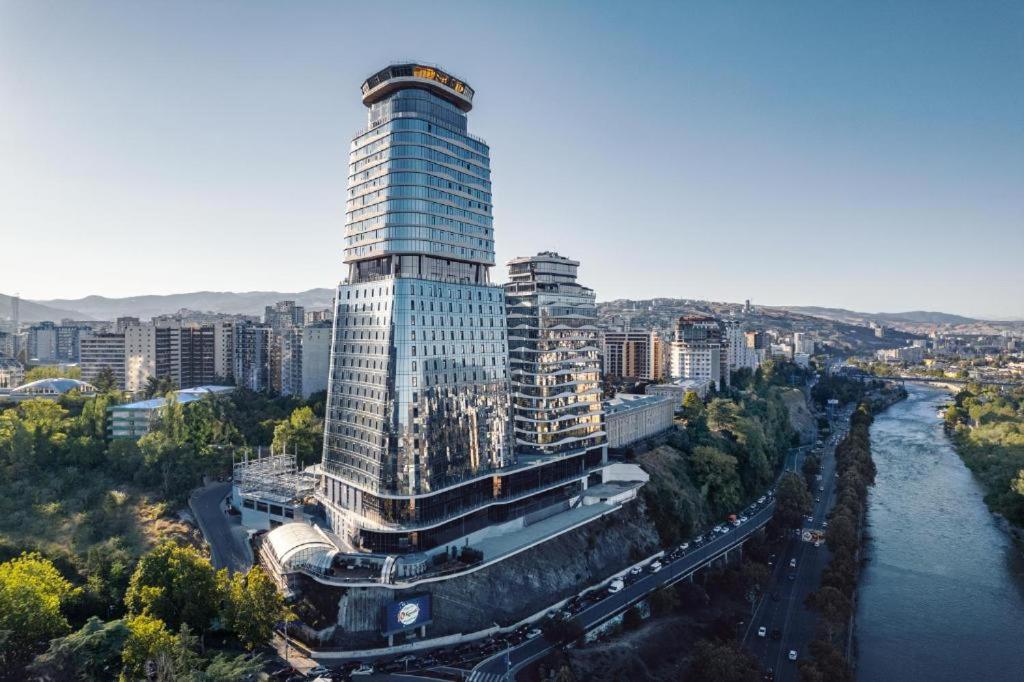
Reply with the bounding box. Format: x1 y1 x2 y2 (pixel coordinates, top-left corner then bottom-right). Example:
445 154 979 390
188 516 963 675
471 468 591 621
526 628 542 639
739 516 749 524
630 566 642 576
649 561 663 573
789 558 797 568
757 496 766 504
679 542 689 551
608 579 624 593
713 525 723 533
758 626 767 638
351 665 375 676
788 650 798 661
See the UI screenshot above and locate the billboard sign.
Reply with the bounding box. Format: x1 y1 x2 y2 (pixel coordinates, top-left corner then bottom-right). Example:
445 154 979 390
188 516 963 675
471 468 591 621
383 594 433 635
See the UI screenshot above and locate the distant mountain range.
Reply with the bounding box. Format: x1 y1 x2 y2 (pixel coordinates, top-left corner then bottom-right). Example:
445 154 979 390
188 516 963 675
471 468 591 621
1 289 1012 328
0 293 91 323
777 306 985 326
2 289 336 322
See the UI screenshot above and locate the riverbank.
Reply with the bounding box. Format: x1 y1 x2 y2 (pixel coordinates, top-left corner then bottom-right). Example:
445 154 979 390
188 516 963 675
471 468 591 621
942 384 1024 532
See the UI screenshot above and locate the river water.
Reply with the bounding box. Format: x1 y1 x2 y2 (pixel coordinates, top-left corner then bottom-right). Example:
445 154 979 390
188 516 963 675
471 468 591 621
856 383 1024 681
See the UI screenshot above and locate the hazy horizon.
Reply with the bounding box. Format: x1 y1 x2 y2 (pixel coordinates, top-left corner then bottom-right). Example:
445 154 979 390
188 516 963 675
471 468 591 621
3 1 1022 318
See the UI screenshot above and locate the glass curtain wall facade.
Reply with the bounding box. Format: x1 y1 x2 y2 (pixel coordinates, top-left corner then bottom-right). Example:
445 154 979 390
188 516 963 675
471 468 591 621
321 64 519 554
504 252 607 460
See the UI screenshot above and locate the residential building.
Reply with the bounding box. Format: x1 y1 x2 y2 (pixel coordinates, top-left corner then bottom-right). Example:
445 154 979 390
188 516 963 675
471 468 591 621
670 316 726 389
300 322 332 398
602 330 664 381
178 324 217 388
213 321 235 381
0 357 24 389
79 332 126 388
875 346 925 364
265 300 305 333
793 332 815 355
725 324 761 373
233 323 271 391
505 252 607 459
108 385 234 439
304 308 333 325
602 393 673 449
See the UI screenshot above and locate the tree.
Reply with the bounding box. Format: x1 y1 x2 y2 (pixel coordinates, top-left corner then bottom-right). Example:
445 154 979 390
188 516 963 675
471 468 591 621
93 366 120 393
774 471 813 530
805 586 851 639
143 375 177 399
802 454 821 491
797 638 853 682
681 390 705 422
824 513 858 553
690 445 742 515
24 365 82 382
121 614 177 681
271 406 323 468
650 585 681 616
688 639 761 682
188 653 263 682
622 605 644 630
28 616 129 681
223 567 286 650
0 552 78 666
124 542 221 635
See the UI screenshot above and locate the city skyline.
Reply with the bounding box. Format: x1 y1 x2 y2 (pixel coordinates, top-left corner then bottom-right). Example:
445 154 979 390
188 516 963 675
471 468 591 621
2 1 1023 318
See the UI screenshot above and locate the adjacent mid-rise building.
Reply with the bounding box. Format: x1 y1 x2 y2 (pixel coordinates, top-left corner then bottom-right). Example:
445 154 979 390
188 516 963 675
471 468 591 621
505 252 606 459
602 330 664 381
79 332 127 388
670 315 727 389
233 323 272 391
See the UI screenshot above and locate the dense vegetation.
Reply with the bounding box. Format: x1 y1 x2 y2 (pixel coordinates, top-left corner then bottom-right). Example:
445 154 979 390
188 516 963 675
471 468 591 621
798 404 876 682
0 387 323 679
945 386 1024 527
640 361 805 546
4 542 287 680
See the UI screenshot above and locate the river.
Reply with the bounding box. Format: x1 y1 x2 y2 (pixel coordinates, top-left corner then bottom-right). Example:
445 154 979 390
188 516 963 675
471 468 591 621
856 382 1024 681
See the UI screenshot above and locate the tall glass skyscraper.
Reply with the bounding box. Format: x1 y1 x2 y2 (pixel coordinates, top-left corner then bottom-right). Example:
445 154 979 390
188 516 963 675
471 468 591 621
320 64 608 557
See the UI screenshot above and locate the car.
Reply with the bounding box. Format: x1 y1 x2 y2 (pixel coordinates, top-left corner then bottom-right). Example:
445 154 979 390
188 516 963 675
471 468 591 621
608 579 624 593
814 540 821 548
757 626 767 638
649 561 663 573
789 558 797 568
815 497 821 503
713 525 723 533
630 566 642 576
739 516 749 524
788 650 798 661
758 496 766 504
351 664 375 676
679 542 689 551
819 486 824 492
306 666 331 678
731 518 741 527
764 667 775 680
527 628 542 639
822 521 829 528
721 527 730 534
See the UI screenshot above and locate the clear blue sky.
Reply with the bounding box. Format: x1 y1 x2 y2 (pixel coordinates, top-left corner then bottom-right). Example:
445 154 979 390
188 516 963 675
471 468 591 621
2 1 1022 318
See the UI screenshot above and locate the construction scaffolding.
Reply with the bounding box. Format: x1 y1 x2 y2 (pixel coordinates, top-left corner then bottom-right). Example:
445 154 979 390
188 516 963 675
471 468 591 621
232 447 316 504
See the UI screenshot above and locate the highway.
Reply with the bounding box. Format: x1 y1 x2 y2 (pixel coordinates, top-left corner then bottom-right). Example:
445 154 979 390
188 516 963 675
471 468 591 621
743 406 853 681
190 481 253 574
468 500 778 682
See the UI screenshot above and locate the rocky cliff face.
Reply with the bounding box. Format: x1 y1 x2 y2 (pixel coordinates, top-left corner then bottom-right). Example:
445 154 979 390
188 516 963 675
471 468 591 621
781 388 817 445
301 500 659 648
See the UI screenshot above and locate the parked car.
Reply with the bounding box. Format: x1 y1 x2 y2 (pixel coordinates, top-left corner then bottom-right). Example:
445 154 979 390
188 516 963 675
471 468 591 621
788 650 798 662
649 561 663 573
527 628 542 639
757 626 767 638
608 578 625 593
789 558 797 568
630 566 642 575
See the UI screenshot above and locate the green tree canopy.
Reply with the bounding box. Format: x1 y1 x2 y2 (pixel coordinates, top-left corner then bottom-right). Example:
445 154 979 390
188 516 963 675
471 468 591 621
28 616 129 681
0 552 78 666
271 406 323 468
222 567 286 650
124 542 221 634
774 471 813 530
